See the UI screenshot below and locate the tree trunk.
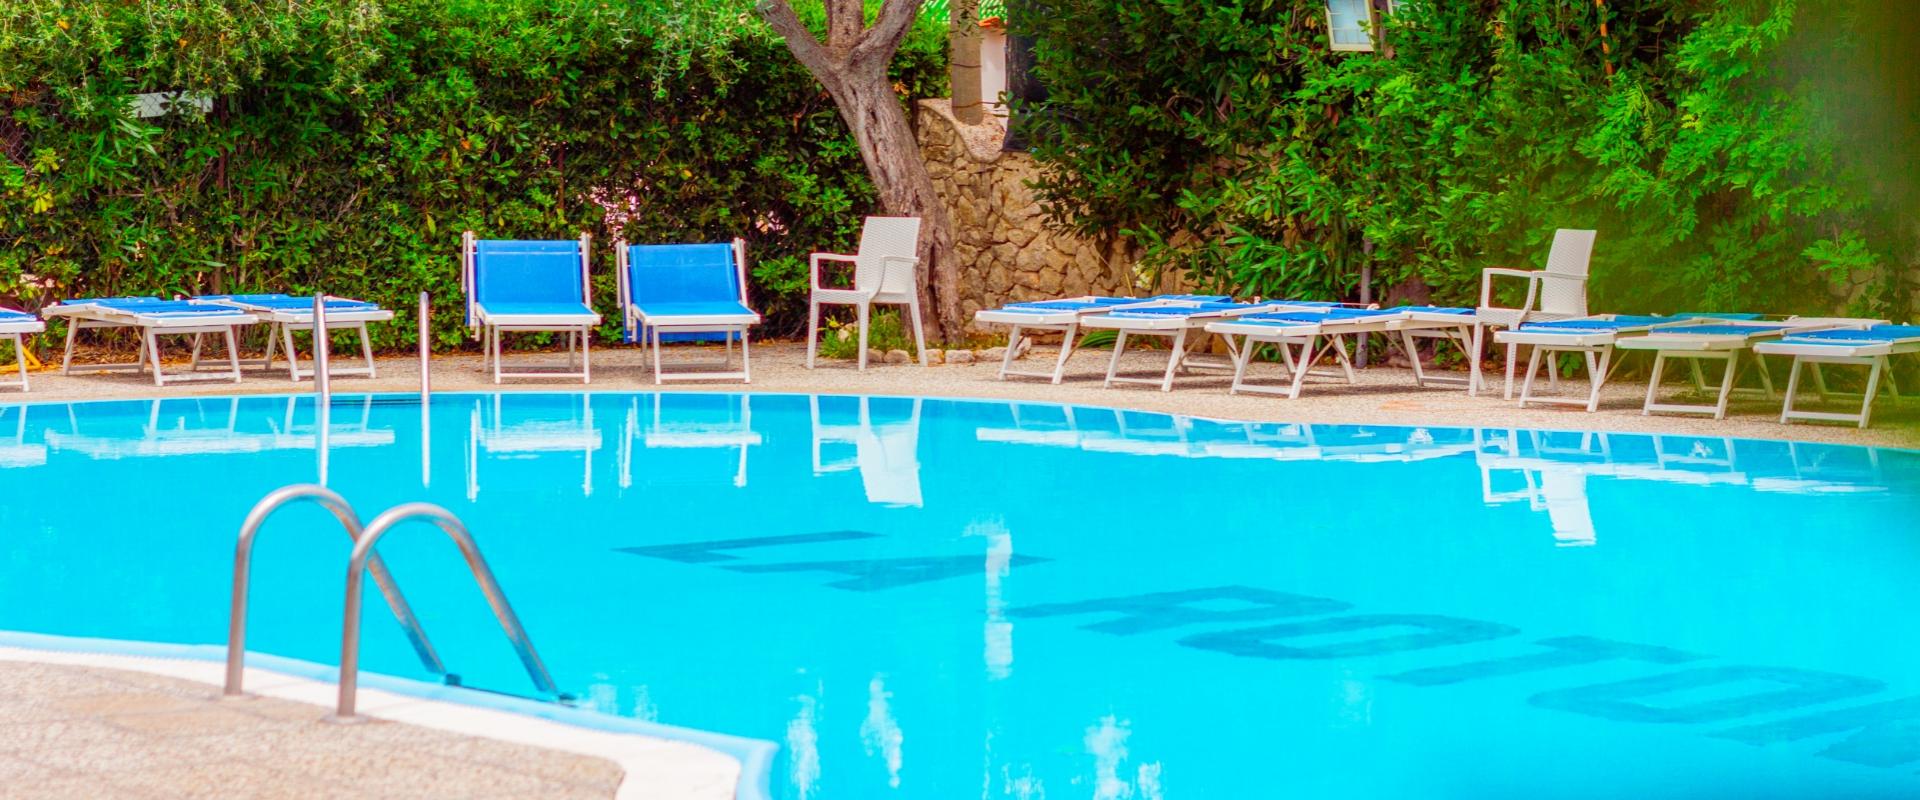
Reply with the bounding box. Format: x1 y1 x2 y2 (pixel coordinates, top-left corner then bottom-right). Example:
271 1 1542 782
758 0 965 343
949 0 984 124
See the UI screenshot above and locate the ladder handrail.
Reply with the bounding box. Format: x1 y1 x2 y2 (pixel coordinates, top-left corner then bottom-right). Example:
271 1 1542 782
334 502 558 721
226 484 445 698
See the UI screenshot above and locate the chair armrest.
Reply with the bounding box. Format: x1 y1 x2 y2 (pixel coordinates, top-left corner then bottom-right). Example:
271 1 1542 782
1479 267 1543 312
872 255 920 295
810 252 859 290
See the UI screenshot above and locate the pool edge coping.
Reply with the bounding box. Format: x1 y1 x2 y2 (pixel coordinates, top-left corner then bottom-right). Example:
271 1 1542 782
0 630 778 800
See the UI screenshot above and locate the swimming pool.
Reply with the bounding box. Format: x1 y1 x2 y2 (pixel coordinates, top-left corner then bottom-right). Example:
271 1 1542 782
1 392 1918 798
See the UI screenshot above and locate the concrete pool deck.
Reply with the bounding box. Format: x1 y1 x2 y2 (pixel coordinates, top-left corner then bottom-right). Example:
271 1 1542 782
10 340 1919 448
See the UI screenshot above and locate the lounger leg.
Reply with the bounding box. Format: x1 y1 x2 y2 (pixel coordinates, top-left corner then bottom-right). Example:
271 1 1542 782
908 300 928 367
740 330 752 384
189 333 204 372
1330 336 1357 383
61 322 77 375
856 303 870 371
1754 354 1776 400
1812 363 1831 400
282 322 302 381
999 324 1022 380
1469 323 1491 397
1401 330 1426 387
1050 323 1078 385
261 322 280 371
1713 351 1738 420
1227 336 1253 395
1546 351 1560 390
1585 349 1610 412
1779 358 1805 424
1104 331 1129 389
1642 352 1667 416
1159 330 1188 392
491 327 503 385
580 325 591 384
224 326 242 383
359 323 376 379
1859 356 1886 428
1518 347 1542 407
1688 358 1707 393
8 333 24 391
652 326 664 386
145 330 165 387
805 300 819 370
1287 340 1316 400
1504 341 1520 401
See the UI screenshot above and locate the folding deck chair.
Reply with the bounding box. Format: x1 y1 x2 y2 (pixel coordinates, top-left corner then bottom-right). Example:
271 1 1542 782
462 232 602 383
1753 325 1920 428
1077 300 1281 391
0 308 44 391
1205 306 1402 399
1494 314 1707 411
1614 317 1879 419
43 297 258 386
193 294 395 382
972 294 1228 383
616 239 760 384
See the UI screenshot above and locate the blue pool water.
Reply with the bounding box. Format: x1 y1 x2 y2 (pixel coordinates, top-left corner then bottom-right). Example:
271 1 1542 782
1 392 1919 798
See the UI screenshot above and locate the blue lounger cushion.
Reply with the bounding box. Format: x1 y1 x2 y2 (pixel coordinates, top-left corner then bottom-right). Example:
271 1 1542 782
1517 315 1670 332
1651 324 1792 337
201 294 382 312
1003 297 1139 312
1397 305 1473 315
1779 325 1920 344
473 240 593 317
0 309 35 322
1106 302 1258 317
67 298 247 317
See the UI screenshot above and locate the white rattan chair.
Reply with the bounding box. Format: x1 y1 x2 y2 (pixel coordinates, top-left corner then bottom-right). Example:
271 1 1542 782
805 216 927 370
1471 228 1597 398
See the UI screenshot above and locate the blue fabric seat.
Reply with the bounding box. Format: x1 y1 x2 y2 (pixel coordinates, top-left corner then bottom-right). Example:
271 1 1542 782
620 240 760 384
463 234 602 383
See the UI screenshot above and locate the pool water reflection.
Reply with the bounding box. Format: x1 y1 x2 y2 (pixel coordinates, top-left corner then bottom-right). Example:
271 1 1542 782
0 393 1917 799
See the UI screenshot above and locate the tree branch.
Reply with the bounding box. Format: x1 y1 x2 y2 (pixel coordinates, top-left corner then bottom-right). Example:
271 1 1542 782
756 0 837 75
850 0 925 67
823 0 865 55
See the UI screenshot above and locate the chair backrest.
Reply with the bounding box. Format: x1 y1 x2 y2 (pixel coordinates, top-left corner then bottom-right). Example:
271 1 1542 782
1539 228 1596 317
620 240 747 341
854 216 922 300
464 233 589 325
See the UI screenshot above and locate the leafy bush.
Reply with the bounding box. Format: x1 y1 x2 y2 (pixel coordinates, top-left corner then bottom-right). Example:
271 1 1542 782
1017 0 1916 318
0 0 946 351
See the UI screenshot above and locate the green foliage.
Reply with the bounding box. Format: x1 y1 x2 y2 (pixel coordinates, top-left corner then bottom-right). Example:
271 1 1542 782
815 308 919 359
0 0 946 351
1017 0 1916 318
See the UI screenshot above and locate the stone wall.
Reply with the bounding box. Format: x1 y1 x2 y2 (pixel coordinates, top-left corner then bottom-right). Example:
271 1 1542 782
917 100 1138 336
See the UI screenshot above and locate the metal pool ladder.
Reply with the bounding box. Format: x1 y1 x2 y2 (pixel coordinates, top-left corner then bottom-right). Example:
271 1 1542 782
225 483 562 722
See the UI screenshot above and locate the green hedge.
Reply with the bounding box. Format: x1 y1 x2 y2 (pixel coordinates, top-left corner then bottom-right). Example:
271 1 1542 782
0 0 946 351
1018 0 1917 318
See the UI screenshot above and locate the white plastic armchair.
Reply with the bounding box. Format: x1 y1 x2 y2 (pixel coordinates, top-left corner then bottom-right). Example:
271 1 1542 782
1470 228 1597 398
806 216 928 370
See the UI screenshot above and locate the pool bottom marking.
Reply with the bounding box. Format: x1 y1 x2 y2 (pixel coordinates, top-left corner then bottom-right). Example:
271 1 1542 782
622 540 1920 776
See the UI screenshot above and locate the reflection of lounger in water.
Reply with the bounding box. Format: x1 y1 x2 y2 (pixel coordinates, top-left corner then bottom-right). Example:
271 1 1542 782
0 406 45 468
42 396 393 459
620 394 761 489
468 394 602 499
810 396 923 507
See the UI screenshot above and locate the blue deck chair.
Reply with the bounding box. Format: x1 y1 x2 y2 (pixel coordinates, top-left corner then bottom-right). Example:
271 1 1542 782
462 232 603 383
616 239 761 384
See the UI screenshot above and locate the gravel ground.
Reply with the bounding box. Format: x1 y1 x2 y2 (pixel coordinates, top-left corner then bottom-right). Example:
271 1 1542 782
11 339 1919 449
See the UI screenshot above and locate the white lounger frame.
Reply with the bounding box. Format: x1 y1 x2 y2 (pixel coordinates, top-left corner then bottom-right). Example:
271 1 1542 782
1753 336 1918 428
0 317 44 391
1207 309 1392 399
1494 319 1690 412
463 231 598 384
1079 303 1277 392
1614 319 1876 420
44 303 258 387
974 297 1167 384
195 297 394 382
616 238 758 385
1388 310 1485 391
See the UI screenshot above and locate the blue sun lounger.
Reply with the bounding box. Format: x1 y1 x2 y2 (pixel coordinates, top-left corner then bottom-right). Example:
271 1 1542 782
1753 324 1920 428
616 239 761 384
462 233 603 383
1613 317 1879 420
193 294 395 382
1078 299 1290 392
1493 314 1710 411
973 294 1229 383
42 297 259 386
1206 306 1405 398
0 308 44 391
